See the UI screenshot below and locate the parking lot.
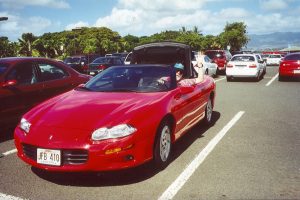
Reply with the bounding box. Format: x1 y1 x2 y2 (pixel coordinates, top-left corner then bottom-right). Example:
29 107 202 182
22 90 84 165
0 65 299 200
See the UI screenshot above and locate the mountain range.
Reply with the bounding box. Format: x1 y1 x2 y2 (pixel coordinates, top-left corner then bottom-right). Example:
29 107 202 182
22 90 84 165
246 32 300 50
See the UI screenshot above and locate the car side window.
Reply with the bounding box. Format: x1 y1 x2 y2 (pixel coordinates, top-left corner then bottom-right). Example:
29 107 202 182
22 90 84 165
115 58 123 65
204 56 210 63
37 63 68 82
6 63 37 85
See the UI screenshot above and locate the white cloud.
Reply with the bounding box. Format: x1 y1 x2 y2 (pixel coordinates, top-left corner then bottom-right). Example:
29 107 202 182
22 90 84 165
118 0 207 11
246 13 300 34
92 2 252 36
0 12 54 40
65 21 89 31
219 8 250 19
0 0 70 9
260 0 288 11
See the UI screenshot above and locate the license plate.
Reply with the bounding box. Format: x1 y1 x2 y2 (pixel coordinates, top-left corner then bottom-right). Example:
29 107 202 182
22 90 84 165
37 148 61 166
89 72 95 75
294 70 300 74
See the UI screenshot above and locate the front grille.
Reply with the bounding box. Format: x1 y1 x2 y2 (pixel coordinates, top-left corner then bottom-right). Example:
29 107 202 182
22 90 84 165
22 143 88 166
62 149 88 165
22 143 36 160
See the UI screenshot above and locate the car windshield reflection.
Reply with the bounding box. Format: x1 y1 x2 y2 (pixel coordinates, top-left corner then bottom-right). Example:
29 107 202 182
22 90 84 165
83 65 173 92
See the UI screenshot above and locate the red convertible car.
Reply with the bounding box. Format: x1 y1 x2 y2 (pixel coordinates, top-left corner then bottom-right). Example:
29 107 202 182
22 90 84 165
14 42 216 172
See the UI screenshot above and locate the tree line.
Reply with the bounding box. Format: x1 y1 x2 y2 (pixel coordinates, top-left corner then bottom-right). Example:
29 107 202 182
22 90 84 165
0 22 249 59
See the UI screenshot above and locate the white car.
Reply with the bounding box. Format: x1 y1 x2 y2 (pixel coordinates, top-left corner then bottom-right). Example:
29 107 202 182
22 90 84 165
226 54 266 81
266 54 282 66
195 55 218 77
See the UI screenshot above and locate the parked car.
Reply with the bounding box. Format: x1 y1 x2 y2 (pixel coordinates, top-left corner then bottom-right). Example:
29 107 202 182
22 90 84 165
112 52 128 61
266 54 282 66
124 52 132 65
279 52 300 81
196 54 218 77
226 54 266 81
0 57 91 127
261 54 269 62
63 55 87 73
87 56 124 76
205 50 232 73
14 42 216 172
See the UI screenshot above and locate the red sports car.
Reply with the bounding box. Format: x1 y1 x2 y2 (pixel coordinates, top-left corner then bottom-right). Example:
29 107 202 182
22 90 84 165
14 64 216 172
279 53 300 81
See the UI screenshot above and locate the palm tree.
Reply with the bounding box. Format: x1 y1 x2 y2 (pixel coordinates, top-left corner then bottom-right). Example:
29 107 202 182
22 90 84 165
18 33 37 56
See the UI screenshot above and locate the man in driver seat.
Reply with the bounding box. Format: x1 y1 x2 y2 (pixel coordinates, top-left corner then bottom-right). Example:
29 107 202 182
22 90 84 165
174 62 203 87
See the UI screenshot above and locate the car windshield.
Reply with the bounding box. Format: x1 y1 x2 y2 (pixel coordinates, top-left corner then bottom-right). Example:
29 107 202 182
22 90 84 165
231 55 255 62
92 57 111 64
261 54 269 58
0 63 9 75
83 66 173 92
64 57 81 64
269 55 281 58
205 51 224 59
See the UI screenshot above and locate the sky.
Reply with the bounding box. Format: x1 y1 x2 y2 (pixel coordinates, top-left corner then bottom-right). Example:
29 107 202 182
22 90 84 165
0 0 300 41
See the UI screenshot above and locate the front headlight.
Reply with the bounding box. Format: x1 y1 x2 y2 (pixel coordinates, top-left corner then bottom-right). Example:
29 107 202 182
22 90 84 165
91 124 137 141
20 118 31 133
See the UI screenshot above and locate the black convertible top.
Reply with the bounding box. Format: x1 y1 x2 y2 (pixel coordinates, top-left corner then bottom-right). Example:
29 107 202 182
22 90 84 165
131 42 195 78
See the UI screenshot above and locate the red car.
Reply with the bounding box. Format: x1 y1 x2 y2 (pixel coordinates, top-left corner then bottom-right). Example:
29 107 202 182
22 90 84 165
279 53 300 81
205 50 232 73
14 43 216 172
0 57 91 127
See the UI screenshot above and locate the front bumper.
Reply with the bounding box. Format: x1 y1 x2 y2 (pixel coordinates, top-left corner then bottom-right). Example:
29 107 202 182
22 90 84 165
14 127 152 172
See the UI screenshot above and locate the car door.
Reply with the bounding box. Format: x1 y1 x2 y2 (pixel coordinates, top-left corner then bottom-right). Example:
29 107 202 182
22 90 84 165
35 61 76 101
172 81 206 140
0 61 44 123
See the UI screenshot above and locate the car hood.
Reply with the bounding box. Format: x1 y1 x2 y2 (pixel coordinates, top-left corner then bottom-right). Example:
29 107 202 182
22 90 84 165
26 90 168 131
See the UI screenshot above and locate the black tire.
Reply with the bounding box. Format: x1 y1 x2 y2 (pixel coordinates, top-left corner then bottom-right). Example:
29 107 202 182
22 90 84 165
203 98 213 126
226 76 231 82
278 75 285 82
153 121 172 169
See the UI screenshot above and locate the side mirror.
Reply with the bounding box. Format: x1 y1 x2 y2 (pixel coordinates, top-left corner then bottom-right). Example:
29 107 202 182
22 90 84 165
1 80 18 88
180 85 194 94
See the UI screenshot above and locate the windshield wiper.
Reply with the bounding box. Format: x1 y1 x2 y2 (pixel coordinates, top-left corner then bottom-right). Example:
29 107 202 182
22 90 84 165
111 88 137 92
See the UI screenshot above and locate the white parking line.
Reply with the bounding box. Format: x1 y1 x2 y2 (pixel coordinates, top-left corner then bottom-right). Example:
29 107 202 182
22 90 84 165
1 149 17 157
266 73 279 86
215 77 226 82
0 193 27 200
158 111 245 200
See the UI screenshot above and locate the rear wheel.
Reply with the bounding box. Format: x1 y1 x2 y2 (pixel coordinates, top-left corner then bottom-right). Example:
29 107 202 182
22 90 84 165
226 76 231 82
153 121 172 169
278 75 285 81
203 98 213 125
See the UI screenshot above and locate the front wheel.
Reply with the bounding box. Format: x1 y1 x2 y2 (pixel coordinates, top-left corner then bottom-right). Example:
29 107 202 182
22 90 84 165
153 121 172 169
